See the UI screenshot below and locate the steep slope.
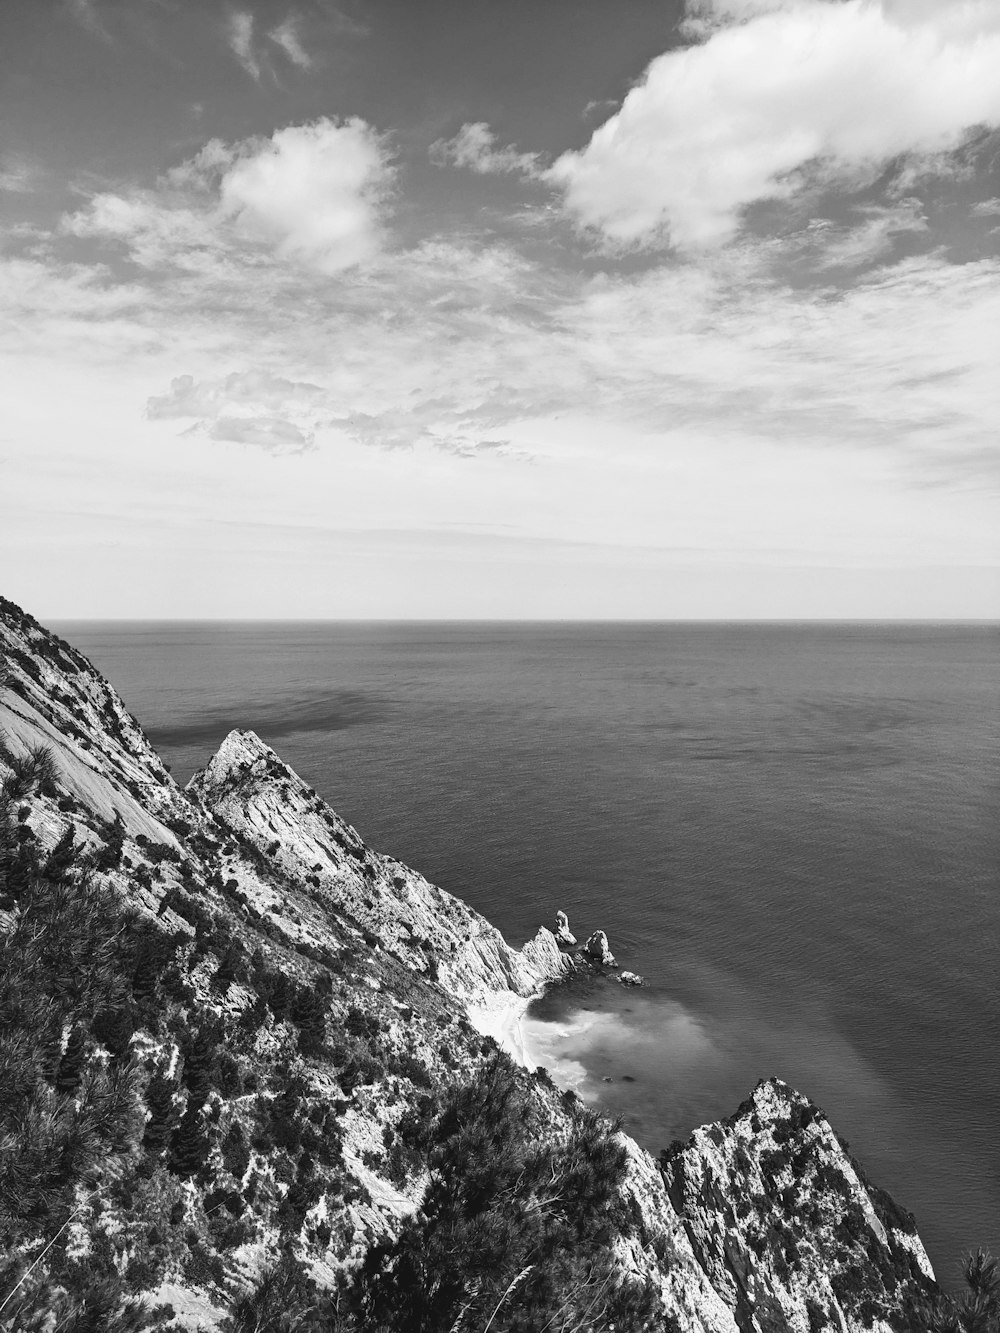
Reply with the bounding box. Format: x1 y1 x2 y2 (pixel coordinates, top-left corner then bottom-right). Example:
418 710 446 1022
187 728 570 1010
0 595 940 1333
662 1080 935 1333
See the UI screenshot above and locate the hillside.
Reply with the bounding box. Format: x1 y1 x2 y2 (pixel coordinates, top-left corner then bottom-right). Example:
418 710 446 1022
0 595 946 1332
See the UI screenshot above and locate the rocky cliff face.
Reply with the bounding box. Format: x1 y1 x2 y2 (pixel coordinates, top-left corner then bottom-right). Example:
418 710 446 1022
0 595 939 1332
186 728 571 1011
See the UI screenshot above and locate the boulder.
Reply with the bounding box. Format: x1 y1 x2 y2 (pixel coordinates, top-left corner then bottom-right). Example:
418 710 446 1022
554 910 577 947
584 930 617 967
618 971 643 987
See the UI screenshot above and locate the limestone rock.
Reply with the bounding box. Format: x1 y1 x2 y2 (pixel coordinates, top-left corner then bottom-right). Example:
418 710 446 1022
554 910 577 947
584 929 617 967
661 1078 937 1331
618 970 643 986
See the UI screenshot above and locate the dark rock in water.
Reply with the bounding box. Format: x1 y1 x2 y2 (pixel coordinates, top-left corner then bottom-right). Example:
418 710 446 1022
584 929 617 967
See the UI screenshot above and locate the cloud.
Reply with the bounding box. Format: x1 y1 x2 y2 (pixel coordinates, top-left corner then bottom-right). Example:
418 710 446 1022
551 0 1000 249
66 0 111 41
206 416 314 452
430 123 541 177
146 371 322 453
269 16 312 68
227 10 261 80
327 407 529 459
146 370 324 420
791 201 928 272
0 156 39 194
64 117 392 275
220 118 391 272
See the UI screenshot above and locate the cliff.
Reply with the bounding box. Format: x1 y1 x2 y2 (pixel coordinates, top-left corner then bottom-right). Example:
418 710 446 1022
0 595 940 1332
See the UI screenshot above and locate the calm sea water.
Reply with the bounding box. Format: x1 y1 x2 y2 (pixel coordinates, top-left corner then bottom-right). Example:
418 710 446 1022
55 621 999 1287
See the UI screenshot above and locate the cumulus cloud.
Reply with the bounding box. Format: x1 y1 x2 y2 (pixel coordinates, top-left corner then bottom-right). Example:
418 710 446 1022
64 117 392 275
429 123 541 177
220 118 390 272
551 0 1000 249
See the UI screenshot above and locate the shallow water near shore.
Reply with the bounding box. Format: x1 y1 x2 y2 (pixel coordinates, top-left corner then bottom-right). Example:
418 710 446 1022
55 619 1000 1288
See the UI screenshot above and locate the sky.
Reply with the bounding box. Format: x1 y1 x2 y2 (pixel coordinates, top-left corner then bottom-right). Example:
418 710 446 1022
2 0 999 618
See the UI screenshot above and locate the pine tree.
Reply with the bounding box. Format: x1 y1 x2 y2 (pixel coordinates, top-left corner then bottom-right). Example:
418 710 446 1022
142 1073 178 1158
170 1102 209 1179
56 1024 86 1094
291 985 327 1057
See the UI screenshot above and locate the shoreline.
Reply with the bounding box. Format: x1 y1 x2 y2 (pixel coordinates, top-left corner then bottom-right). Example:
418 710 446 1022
466 990 537 1067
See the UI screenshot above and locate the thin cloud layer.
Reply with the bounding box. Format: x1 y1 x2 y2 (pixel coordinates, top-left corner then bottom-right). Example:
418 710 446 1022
430 123 541 177
226 11 260 81
551 0 1000 249
146 370 325 420
206 416 315 452
269 16 313 69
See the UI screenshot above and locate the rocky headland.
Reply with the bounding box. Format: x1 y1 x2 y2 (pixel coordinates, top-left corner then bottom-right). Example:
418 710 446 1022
0 595 946 1331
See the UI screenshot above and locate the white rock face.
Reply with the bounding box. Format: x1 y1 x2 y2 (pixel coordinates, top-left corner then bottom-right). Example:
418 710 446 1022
618 970 643 986
188 729 573 1012
661 1078 937 1333
584 929 617 967
554 909 577 947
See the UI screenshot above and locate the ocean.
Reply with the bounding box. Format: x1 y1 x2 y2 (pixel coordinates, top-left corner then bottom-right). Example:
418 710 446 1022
55 620 999 1288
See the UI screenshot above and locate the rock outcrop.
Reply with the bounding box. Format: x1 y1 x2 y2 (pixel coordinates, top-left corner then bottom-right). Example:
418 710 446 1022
187 727 571 1012
0 595 941 1333
662 1079 936 1332
554 909 577 947
585 928 617 967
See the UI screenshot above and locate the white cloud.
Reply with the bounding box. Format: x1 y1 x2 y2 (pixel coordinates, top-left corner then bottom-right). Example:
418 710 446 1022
227 11 260 81
551 0 1000 249
64 117 392 275
793 201 928 271
219 118 391 272
429 123 541 177
269 16 312 68
3 224 997 616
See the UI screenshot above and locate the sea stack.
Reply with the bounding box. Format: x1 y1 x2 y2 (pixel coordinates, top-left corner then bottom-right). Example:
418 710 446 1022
554 909 577 947
585 929 617 967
